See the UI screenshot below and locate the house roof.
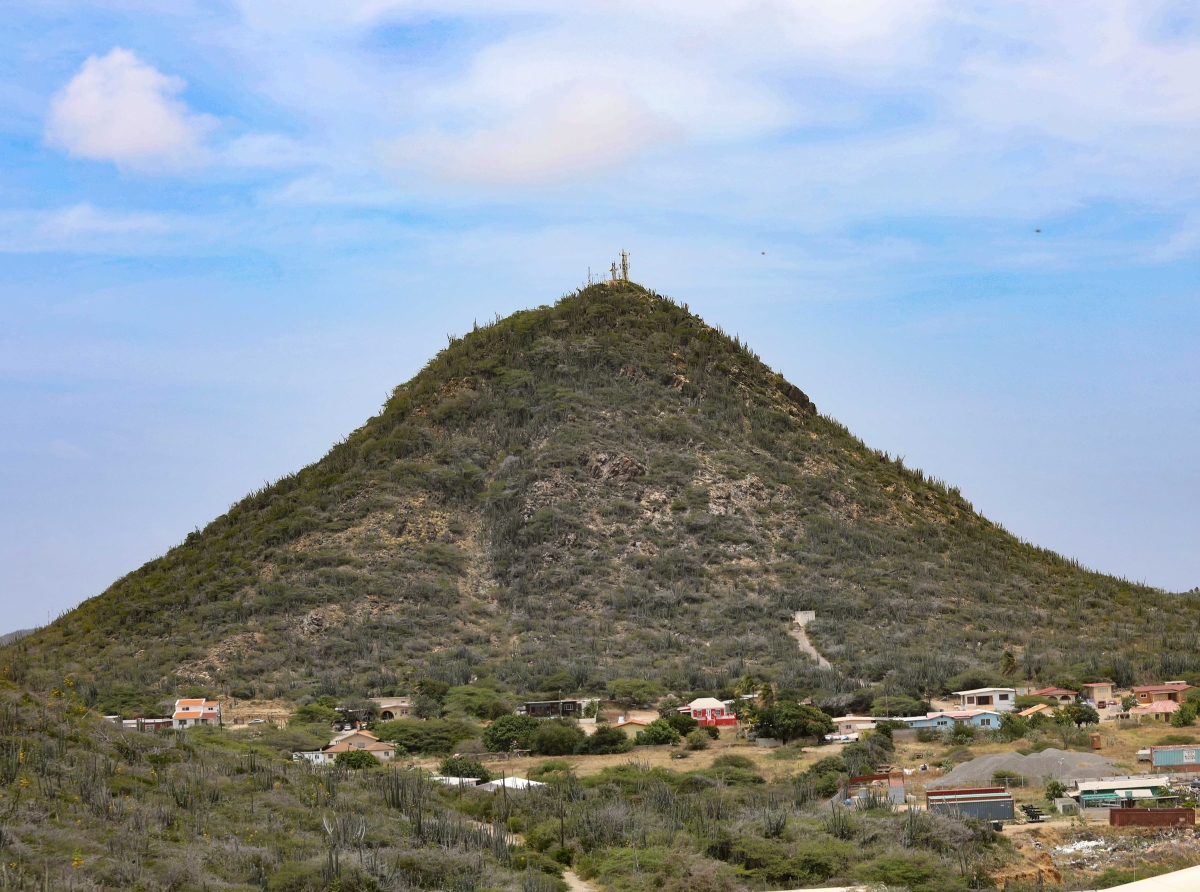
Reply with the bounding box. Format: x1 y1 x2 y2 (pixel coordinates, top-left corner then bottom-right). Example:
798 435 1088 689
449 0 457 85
832 715 877 724
615 718 651 726
1030 687 1077 697
1133 683 1192 694
687 697 728 711
1132 700 1181 715
323 740 395 753
1081 682 1113 689
928 709 1001 720
1018 703 1055 717
954 688 1015 696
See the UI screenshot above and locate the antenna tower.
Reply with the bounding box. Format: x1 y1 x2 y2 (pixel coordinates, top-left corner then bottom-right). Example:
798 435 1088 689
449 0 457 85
620 250 629 282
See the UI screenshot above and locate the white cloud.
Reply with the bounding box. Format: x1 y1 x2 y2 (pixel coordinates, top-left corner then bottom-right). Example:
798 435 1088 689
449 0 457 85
45 48 215 171
385 81 677 185
0 204 174 253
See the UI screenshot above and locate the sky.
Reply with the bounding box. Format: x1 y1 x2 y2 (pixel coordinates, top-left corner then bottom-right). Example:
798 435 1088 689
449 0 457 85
2 1 1200 632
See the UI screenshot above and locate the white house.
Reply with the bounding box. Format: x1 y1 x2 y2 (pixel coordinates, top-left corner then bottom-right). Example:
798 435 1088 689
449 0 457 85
953 687 1016 713
172 699 222 729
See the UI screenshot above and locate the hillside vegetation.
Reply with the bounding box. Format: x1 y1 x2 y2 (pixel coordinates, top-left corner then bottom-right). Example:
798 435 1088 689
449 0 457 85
5 282 1198 714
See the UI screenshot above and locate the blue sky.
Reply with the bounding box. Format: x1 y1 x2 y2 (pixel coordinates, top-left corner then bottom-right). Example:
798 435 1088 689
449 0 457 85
3 1 1200 631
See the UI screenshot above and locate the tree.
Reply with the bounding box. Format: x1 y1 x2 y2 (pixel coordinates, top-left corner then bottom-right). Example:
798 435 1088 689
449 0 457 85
656 696 683 718
752 703 833 744
1121 694 1139 712
685 729 709 750
634 719 679 746
1059 703 1100 728
532 720 585 755
1171 701 1198 728
606 678 662 708
1045 778 1066 801
440 755 491 781
481 715 540 752
335 750 378 769
444 686 511 720
664 712 698 736
998 713 1028 741
1000 651 1017 678
290 703 340 726
576 725 632 755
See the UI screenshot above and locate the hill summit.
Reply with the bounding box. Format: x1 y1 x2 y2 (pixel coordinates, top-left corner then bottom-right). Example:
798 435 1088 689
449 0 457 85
7 281 1196 714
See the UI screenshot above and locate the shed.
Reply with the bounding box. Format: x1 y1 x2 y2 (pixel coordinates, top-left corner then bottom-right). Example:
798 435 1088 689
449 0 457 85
1151 745 1200 773
926 787 1014 821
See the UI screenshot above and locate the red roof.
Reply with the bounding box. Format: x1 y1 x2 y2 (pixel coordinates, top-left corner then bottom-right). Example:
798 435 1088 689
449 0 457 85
1132 700 1180 714
1031 687 1076 697
1133 684 1192 694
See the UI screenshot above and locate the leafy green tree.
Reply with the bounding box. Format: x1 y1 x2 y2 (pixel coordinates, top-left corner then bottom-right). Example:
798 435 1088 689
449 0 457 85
481 715 540 752
606 678 663 708
664 712 698 735
1170 701 1198 728
685 729 709 750
1121 694 1139 712
335 750 378 769
656 696 682 718
439 755 491 781
531 720 585 755
753 703 834 743
634 719 680 745
1059 703 1100 728
999 713 1028 741
1045 778 1066 801
576 725 632 755
290 703 339 726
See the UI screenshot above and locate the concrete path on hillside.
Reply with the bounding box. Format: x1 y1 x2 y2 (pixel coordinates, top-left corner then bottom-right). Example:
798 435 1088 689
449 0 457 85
788 610 831 669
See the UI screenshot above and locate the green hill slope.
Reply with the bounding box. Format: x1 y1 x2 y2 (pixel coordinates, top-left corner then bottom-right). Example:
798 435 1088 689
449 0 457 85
6 282 1197 712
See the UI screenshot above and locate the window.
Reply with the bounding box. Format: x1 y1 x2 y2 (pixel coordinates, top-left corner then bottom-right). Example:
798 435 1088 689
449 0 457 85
999 694 1010 701
981 719 991 726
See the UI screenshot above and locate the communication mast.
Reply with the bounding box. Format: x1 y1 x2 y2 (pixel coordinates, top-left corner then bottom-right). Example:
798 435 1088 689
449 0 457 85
620 250 629 282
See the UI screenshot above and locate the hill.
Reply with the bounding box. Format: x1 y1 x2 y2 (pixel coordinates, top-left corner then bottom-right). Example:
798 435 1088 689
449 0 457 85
5 281 1198 715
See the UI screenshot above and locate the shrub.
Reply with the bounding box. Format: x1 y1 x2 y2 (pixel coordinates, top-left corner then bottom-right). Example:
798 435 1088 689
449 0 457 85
711 753 755 770
685 729 709 750
949 723 976 744
532 720 585 756
665 712 698 735
335 749 378 769
289 703 340 725
576 725 633 755
992 769 1026 787
482 715 540 752
634 719 680 746
1171 701 1198 728
915 727 940 743
703 725 720 739
439 755 491 781
606 678 663 708
444 685 512 720
372 719 476 755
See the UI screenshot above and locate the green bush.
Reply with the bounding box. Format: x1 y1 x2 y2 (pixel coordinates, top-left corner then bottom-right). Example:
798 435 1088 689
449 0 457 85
576 725 632 755
532 720 585 755
634 719 680 746
606 678 663 708
444 685 512 720
371 719 476 755
1171 701 1198 728
482 715 540 752
335 749 378 769
268 861 323 892
665 712 698 735
711 753 755 770
290 703 339 726
439 755 491 781
685 729 709 750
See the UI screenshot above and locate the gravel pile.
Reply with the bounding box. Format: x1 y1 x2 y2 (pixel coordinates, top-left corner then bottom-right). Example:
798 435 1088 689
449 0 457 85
926 748 1118 788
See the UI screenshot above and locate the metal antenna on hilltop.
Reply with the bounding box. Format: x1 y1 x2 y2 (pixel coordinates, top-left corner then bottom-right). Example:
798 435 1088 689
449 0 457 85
610 261 618 282
620 250 629 282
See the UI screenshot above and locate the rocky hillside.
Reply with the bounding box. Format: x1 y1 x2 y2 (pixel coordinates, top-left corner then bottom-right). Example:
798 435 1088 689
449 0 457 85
6 282 1196 714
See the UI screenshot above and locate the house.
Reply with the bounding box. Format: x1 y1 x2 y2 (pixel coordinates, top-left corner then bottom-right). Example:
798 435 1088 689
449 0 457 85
1133 683 1192 705
519 700 580 718
370 697 413 720
1030 687 1077 703
172 699 222 729
1074 775 1173 805
953 688 1016 713
1017 703 1055 719
830 715 877 737
320 730 396 763
1132 700 1180 721
678 697 738 726
123 717 173 732
1151 745 1200 774
898 710 1003 730
1081 682 1114 706
613 717 652 737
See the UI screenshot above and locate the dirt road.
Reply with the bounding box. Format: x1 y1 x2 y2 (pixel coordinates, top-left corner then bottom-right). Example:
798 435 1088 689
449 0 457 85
788 610 831 669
